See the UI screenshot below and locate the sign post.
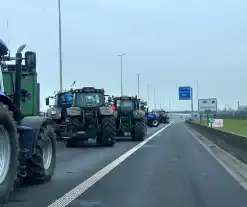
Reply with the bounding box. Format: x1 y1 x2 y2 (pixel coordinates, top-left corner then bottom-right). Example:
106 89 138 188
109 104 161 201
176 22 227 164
198 98 217 127
198 98 217 113
179 86 193 114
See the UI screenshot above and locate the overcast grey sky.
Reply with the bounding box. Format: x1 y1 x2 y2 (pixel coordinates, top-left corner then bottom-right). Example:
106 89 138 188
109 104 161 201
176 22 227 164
1 0 247 111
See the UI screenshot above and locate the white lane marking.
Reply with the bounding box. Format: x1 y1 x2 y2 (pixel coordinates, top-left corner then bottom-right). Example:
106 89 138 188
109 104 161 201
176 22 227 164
48 122 173 207
185 125 247 192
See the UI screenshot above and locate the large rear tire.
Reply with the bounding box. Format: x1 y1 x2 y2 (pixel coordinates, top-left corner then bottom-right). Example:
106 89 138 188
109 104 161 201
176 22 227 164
132 119 146 141
99 116 116 147
0 107 18 205
24 123 56 184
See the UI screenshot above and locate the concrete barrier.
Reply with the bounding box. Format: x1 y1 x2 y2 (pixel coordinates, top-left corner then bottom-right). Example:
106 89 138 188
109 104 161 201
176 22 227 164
185 120 247 164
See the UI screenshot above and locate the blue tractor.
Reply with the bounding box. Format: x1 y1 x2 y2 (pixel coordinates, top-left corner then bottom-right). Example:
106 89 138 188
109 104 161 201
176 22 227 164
0 39 56 204
146 110 159 127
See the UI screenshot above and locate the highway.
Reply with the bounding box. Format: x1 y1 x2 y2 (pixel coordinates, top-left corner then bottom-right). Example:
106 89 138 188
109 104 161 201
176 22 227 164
6 117 247 207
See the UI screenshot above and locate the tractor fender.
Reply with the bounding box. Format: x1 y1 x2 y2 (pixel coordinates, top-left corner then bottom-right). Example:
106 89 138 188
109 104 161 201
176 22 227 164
66 107 81 116
20 116 55 157
99 107 114 116
0 94 16 111
133 110 145 119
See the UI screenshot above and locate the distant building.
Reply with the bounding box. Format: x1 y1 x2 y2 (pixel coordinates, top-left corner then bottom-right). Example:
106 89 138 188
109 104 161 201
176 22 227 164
238 105 247 112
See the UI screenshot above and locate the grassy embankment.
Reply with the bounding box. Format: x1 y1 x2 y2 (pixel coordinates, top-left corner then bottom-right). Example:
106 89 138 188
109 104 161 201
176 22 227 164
192 119 247 137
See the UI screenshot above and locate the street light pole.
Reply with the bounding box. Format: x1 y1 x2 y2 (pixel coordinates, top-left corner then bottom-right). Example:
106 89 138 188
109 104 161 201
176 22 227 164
147 84 150 108
137 73 140 98
154 89 156 111
196 80 199 111
58 0 63 91
118 53 125 96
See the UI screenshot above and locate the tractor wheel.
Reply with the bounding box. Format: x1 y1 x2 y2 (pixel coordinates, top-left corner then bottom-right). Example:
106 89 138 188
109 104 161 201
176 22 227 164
24 123 56 184
152 119 159 127
0 107 18 205
132 119 146 141
100 116 116 147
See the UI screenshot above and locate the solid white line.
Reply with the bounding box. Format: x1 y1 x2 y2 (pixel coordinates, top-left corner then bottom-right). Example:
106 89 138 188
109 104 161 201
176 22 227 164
48 123 173 207
185 124 247 192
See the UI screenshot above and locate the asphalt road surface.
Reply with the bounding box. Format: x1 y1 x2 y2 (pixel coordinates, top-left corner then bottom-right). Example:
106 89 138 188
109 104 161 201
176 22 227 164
6 119 247 207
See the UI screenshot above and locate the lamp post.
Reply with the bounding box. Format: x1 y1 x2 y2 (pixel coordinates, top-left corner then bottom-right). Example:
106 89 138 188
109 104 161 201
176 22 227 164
118 53 125 96
137 73 140 98
58 0 63 91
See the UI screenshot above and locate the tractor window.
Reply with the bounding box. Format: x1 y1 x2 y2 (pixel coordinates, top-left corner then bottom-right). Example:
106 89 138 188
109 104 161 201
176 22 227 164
56 91 73 106
75 93 103 107
116 100 134 110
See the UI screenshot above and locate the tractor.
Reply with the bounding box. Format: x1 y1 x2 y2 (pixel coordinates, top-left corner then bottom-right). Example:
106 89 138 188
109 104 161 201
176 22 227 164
61 87 116 147
46 90 73 138
0 40 56 204
113 95 147 141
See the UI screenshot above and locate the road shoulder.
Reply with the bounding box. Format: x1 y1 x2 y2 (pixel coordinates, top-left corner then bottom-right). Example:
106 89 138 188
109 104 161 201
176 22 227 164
185 124 247 191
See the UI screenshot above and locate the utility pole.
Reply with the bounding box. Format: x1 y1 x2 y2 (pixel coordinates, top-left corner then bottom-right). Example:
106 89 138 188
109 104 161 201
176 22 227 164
137 73 140 98
118 53 125 96
58 0 63 91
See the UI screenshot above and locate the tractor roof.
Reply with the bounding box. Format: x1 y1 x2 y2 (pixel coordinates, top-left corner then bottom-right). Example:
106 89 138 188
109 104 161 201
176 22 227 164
54 88 73 95
115 96 136 100
74 87 105 93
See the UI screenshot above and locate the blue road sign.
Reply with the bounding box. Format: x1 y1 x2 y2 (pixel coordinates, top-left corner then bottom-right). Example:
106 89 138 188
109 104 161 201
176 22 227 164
179 86 191 100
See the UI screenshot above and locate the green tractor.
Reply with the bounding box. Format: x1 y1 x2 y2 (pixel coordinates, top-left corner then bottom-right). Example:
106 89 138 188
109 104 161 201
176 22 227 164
0 40 56 204
113 95 147 141
61 87 116 147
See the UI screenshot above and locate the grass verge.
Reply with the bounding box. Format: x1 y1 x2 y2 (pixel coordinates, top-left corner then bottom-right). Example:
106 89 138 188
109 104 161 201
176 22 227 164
192 119 247 137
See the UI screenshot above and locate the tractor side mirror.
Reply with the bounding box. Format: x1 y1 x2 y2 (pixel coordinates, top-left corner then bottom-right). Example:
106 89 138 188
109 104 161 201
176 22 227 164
25 51 36 69
46 97 49 106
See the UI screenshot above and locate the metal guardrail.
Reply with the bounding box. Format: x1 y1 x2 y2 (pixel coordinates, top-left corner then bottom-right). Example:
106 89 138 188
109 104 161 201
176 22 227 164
185 120 247 164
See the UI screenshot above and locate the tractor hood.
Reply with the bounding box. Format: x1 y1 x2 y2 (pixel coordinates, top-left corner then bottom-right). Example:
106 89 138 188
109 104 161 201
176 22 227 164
146 112 156 120
47 107 62 119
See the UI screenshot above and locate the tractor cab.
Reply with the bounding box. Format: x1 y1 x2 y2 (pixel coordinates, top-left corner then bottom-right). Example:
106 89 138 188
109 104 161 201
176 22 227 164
46 89 73 108
0 63 5 93
114 95 139 114
46 89 74 135
72 87 105 108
